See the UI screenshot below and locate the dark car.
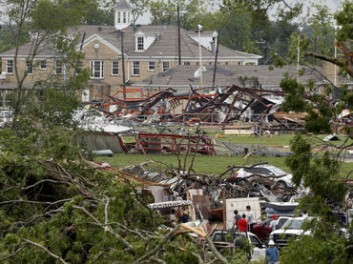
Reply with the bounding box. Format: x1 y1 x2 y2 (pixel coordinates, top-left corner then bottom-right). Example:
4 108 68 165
252 219 272 241
252 216 291 241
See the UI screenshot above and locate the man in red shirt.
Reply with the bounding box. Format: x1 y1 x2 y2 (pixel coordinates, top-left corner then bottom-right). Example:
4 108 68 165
237 214 248 232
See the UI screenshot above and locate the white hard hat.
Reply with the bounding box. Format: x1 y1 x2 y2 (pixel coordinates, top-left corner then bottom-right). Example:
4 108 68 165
268 240 275 246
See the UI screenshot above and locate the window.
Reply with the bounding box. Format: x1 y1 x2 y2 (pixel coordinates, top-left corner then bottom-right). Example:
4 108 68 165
137 37 144 51
75 61 83 75
90 60 104 78
133 61 140 75
117 12 121 23
183 61 190 66
26 61 33 74
7 60 13 73
123 12 126 23
55 60 62 74
40 60 47 70
162 62 169 72
148 61 156 71
112 61 119 75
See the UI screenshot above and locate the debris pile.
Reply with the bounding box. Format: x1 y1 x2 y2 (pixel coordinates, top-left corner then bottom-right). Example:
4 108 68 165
115 160 304 225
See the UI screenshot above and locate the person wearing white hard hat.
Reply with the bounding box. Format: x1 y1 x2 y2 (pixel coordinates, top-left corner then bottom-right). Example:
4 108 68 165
266 240 279 264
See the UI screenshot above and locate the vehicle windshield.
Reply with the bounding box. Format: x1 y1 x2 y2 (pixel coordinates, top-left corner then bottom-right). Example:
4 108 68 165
282 219 304 230
267 166 286 176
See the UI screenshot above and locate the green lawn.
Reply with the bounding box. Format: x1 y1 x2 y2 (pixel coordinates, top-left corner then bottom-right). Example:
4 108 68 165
95 153 289 176
208 133 296 146
96 152 352 178
95 133 353 178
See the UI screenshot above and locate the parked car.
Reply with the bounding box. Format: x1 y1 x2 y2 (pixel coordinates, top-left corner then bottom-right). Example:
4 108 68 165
251 219 272 241
211 230 266 262
252 216 292 241
269 217 311 248
233 164 294 187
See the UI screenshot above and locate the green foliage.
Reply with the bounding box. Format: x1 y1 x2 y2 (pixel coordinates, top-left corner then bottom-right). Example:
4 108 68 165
281 234 350 264
280 75 307 112
304 109 332 134
217 7 253 52
83 0 114 25
306 5 335 61
30 0 90 33
335 0 353 42
286 135 346 216
149 0 208 30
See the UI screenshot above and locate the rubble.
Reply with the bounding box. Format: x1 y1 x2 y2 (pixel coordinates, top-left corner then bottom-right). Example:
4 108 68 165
116 161 303 225
93 84 308 133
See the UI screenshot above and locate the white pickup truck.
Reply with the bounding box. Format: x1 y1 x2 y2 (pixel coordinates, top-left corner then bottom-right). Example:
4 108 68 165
269 216 311 248
211 230 266 262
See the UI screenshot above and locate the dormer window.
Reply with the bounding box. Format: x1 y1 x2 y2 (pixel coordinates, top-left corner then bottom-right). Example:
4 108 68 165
117 12 121 23
135 31 145 52
137 37 144 51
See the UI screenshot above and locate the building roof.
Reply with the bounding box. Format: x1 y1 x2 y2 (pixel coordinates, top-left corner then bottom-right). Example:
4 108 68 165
134 64 352 89
115 0 133 10
0 25 262 61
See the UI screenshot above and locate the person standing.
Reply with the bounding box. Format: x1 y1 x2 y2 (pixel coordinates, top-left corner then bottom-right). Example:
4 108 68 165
246 205 255 232
266 240 279 264
237 214 248 232
233 210 241 230
269 214 278 230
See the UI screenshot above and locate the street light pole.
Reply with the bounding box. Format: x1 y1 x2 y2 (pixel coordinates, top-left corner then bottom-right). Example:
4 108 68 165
120 31 126 100
198 24 203 85
177 4 181 65
333 24 341 87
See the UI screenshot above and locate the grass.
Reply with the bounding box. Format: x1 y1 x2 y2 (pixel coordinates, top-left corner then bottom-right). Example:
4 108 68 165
95 153 289 176
208 133 296 146
96 152 352 179
95 132 353 178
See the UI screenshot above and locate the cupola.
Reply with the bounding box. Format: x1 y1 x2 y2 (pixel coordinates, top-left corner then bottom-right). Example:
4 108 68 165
114 0 133 30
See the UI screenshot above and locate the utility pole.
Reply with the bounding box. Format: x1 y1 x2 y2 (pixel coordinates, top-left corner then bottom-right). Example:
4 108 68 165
212 31 219 89
177 4 181 65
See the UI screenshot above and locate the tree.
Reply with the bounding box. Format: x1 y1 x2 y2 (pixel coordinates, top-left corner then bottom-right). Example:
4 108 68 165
149 0 208 30
83 0 114 25
306 0 353 78
277 2 353 263
0 0 91 122
220 0 302 59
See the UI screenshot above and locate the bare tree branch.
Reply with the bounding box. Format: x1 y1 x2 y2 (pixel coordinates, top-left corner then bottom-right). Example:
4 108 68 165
72 205 135 253
133 227 179 263
21 179 61 190
0 198 72 206
23 239 68 264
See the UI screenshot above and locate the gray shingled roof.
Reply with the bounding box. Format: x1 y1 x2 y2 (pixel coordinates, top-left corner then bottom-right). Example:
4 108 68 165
0 25 261 61
115 0 132 10
135 64 351 88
